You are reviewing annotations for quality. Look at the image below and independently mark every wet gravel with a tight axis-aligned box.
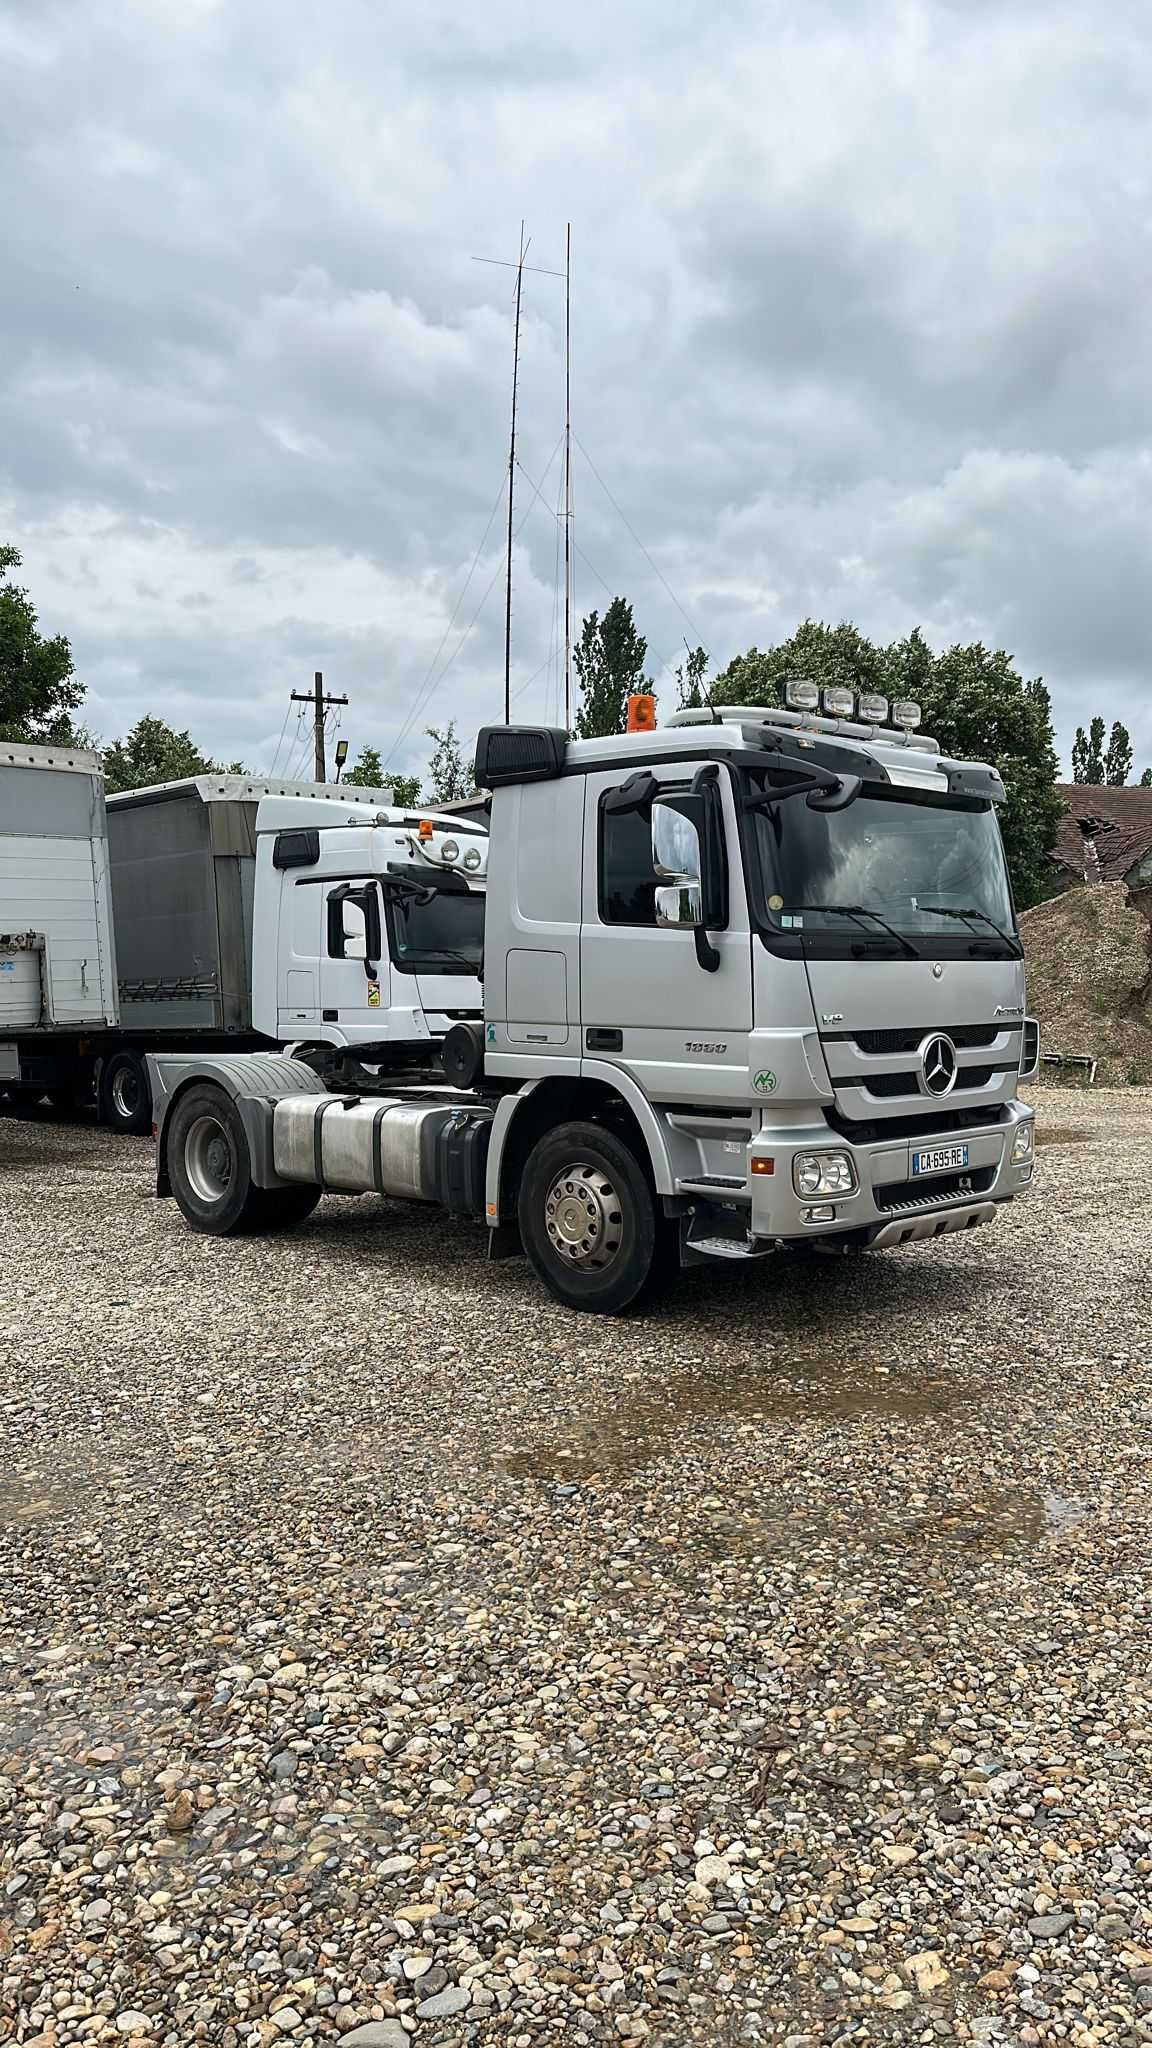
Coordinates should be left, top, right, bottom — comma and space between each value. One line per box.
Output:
2, 1089, 1151, 2048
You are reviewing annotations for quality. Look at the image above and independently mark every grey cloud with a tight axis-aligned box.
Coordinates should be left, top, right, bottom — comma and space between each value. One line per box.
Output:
1, 0, 1151, 780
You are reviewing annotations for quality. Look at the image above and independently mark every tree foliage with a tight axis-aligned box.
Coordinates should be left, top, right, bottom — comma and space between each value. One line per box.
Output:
1071, 717, 1106, 785
1104, 721, 1133, 787
710, 620, 1062, 908
342, 745, 385, 788
424, 721, 471, 803
1141, 767, 1152, 789
0, 543, 86, 744
101, 717, 220, 793
1071, 716, 1132, 786
389, 773, 422, 808
574, 598, 649, 739
674, 645, 710, 710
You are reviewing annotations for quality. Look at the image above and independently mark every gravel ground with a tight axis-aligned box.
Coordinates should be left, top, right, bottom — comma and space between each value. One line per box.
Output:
2, 1089, 1151, 2048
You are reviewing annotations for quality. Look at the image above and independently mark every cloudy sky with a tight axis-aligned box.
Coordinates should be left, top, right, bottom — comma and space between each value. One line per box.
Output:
3, 0, 1151, 785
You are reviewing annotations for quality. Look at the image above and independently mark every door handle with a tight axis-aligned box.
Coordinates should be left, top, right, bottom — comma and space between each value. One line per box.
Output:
586, 1027, 623, 1052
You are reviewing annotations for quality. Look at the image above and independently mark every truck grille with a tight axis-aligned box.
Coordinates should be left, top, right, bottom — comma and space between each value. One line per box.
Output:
845, 1023, 1001, 1055
875, 1166, 996, 1214
865, 1064, 997, 1098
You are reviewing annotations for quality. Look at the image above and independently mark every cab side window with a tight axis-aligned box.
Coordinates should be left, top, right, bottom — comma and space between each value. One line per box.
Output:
599, 800, 657, 926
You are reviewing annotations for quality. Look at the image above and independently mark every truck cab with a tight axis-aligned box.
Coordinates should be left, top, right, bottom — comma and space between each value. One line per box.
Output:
250, 797, 486, 1065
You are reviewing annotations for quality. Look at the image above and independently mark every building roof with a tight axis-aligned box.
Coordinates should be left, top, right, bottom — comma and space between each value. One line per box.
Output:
1052, 784, 1152, 884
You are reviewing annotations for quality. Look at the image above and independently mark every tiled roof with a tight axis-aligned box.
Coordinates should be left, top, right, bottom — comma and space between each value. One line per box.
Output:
1051, 784, 1152, 884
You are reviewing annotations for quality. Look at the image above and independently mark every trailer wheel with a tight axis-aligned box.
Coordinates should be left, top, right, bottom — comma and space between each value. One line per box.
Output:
99, 1050, 152, 1135
518, 1119, 669, 1315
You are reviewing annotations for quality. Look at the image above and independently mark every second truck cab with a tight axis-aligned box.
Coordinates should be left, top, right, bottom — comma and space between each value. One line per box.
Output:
251, 797, 487, 1069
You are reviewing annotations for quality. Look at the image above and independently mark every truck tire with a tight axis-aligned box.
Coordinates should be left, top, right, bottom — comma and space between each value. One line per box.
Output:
167, 1086, 320, 1236
99, 1050, 152, 1135
518, 1119, 669, 1315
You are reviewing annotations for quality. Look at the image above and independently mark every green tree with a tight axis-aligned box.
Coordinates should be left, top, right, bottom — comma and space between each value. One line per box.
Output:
1141, 767, 1152, 788
1105, 721, 1133, 786
1072, 716, 1107, 784
911, 644, 1062, 911
709, 620, 1061, 909
424, 721, 471, 803
101, 716, 218, 793
675, 645, 710, 710
389, 773, 422, 807
710, 620, 892, 711
342, 745, 385, 787
573, 597, 649, 739
0, 543, 87, 744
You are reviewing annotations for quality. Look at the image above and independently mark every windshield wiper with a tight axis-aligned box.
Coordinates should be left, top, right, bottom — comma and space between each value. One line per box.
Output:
917, 904, 1020, 952
412, 949, 480, 971
789, 904, 920, 959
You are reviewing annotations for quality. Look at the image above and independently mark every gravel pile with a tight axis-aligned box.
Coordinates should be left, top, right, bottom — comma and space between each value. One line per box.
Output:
2, 1095, 1151, 2048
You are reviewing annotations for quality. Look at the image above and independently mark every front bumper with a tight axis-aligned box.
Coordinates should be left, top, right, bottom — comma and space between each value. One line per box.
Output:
742, 1100, 1035, 1247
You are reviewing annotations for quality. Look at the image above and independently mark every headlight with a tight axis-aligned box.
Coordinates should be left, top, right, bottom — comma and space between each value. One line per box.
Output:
792, 1151, 857, 1197
440, 839, 460, 863
463, 845, 483, 871
1011, 1123, 1035, 1164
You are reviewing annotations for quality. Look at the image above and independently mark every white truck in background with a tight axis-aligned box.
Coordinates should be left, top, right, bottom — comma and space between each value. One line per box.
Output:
2, 762, 487, 1132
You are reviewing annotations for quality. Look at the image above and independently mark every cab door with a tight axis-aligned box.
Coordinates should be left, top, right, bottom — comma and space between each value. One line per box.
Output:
318, 880, 388, 1041
578, 764, 754, 1106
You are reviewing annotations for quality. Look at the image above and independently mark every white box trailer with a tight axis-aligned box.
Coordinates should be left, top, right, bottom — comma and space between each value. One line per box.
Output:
1, 745, 118, 1096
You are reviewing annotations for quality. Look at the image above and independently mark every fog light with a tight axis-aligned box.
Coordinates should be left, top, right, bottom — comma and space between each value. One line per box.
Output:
803, 1204, 836, 1223
857, 692, 888, 725
1011, 1123, 1035, 1164
793, 1150, 857, 1197
822, 686, 856, 719
785, 679, 820, 712
440, 838, 460, 863
463, 845, 483, 871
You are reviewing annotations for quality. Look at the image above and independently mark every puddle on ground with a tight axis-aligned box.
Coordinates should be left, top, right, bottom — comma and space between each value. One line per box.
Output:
495, 1352, 974, 1484
1035, 1126, 1094, 1148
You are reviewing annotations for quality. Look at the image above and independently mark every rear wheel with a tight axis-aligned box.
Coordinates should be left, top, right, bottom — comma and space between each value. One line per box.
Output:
167, 1087, 320, 1236
518, 1120, 670, 1315
99, 1050, 152, 1135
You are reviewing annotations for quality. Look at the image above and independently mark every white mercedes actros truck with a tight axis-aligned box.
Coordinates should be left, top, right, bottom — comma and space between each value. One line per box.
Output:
3, 767, 486, 1131
149, 687, 1038, 1312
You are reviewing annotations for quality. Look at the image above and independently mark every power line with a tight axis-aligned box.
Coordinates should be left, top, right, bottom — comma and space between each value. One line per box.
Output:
267, 698, 294, 776
382, 472, 508, 772
574, 431, 702, 643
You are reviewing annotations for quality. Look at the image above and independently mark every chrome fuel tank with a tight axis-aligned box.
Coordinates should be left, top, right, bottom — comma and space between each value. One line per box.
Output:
272, 1094, 445, 1199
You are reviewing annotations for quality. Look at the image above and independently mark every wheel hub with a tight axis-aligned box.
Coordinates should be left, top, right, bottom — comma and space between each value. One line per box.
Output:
185, 1115, 233, 1203
544, 1162, 624, 1270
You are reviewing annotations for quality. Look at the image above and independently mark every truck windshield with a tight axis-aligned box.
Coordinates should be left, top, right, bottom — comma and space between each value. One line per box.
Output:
387, 886, 484, 975
748, 782, 1018, 948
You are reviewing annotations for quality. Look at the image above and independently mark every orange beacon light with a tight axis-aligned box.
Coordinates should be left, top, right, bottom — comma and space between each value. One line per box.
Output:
626, 693, 657, 733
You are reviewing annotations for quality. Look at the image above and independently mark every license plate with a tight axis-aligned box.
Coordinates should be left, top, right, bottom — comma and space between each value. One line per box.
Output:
912, 1144, 969, 1177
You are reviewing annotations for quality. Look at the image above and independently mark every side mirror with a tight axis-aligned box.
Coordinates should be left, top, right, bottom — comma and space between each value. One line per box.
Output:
652, 797, 714, 960
652, 798, 704, 885
655, 879, 704, 929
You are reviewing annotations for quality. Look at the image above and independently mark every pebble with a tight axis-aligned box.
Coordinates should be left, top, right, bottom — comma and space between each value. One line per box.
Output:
3, 1095, 1152, 2048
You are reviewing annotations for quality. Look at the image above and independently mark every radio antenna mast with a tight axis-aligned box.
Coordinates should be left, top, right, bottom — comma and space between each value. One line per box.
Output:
503, 223, 526, 725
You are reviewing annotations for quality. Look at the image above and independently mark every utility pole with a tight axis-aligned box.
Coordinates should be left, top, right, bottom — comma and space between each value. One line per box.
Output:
291, 671, 348, 783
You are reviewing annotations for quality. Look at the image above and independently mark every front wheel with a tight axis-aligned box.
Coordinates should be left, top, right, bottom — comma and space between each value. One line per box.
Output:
517, 1120, 669, 1315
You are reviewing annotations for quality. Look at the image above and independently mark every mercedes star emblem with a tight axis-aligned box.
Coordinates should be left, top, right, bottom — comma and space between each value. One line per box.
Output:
920, 1033, 958, 1096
